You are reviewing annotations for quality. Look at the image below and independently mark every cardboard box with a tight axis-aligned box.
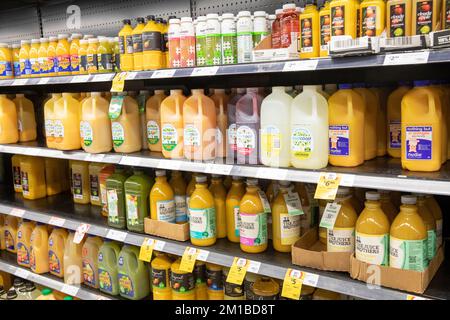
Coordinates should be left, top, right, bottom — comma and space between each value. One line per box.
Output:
350, 246, 444, 294
252, 35, 299, 62
291, 227, 352, 272
144, 218, 190, 242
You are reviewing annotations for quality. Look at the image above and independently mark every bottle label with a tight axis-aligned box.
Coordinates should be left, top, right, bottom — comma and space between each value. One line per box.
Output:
222, 32, 238, 65
125, 193, 139, 225
82, 260, 96, 286
283, 191, 304, 216
53, 120, 64, 140
436, 218, 443, 247
118, 272, 135, 298
5, 230, 15, 252
194, 263, 207, 286
45, 119, 54, 139
329, 125, 349, 156
21, 172, 29, 195
224, 276, 245, 298
49, 249, 61, 275
300, 17, 313, 53
405, 126, 432, 160
162, 124, 178, 151
355, 232, 389, 265
30, 58, 40, 75
143, 32, 162, 51
331, 5, 345, 36
446, 0, 450, 29
261, 125, 281, 158
206, 268, 223, 291
112, 122, 125, 147
80, 121, 93, 147
389, 3, 407, 37
156, 200, 176, 223
171, 271, 195, 293
240, 212, 267, 246
98, 53, 113, 72
20, 58, 31, 75
17, 241, 30, 265
168, 35, 181, 68
147, 120, 160, 145
253, 31, 268, 47
280, 213, 301, 245
389, 236, 427, 271
228, 123, 237, 151
320, 13, 331, 51
107, 189, 119, 223
70, 54, 80, 72
13, 165, 21, 190
327, 227, 355, 253
86, 53, 98, 73
205, 31, 222, 66
125, 35, 134, 54
415, 0, 434, 35
79, 55, 87, 73
362, 6, 378, 37
196, 34, 207, 66
132, 34, 143, 53
189, 207, 216, 240
180, 34, 196, 67
152, 268, 169, 290
72, 173, 83, 199
427, 229, 437, 261
389, 120, 401, 149
46, 56, 58, 74
99, 268, 113, 293
109, 96, 124, 120
184, 124, 201, 147
237, 33, 253, 63
57, 54, 71, 73
0, 61, 13, 77
234, 206, 241, 237
38, 57, 48, 74
13, 61, 20, 77
291, 126, 313, 160
89, 174, 100, 202
119, 37, 125, 54
175, 195, 188, 223
236, 125, 256, 156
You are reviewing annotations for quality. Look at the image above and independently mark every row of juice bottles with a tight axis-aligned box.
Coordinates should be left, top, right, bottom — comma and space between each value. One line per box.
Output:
0, 277, 73, 300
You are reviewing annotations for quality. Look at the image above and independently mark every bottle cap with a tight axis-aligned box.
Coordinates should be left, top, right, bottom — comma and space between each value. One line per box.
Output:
13, 278, 25, 287
366, 191, 380, 201
181, 17, 192, 23
413, 80, 430, 87
71, 33, 83, 39
41, 288, 53, 296
401, 195, 417, 205
57, 34, 69, 39
282, 3, 297, 10
39, 37, 49, 42
206, 13, 219, 19
12, 43, 20, 48
156, 18, 163, 23
246, 178, 258, 186
254, 11, 267, 17
123, 19, 131, 24
136, 17, 145, 24
238, 11, 251, 17
146, 15, 155, 21
83, 34, 95, 39
196, 175, 207, 183
222, 13, 234, 19
20, 40, 30, 45
275, 9, 283, 15
169, 18, 180, 24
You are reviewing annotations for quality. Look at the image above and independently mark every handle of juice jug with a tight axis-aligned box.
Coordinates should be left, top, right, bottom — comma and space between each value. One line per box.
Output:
427, 92, 437, 116
251, 93, 259, 117
129, 249, 139, 270
311, 96, 318, 118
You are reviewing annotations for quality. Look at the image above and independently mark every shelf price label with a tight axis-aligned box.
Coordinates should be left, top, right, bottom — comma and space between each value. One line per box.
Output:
61, 284, 80, 297
12, 78, 28, 86
48, 217, 66, 227
281, 269, 305, 300
191, 66, 219, 77
179, 247, 199, 273
73, 223, 90, 244
38, 77, 50, 85
226, 258, 250, 285
14, 268, 29, 279
71, 75, 90, 83
383, 51, 429, 66
106, 229, 127, 242
283, 59, 319, 72
314, 172, 342, 200
151, 69, 176, 78
139, 238, 156, 262
111, 72, 128, 92
9, 208, 25, 218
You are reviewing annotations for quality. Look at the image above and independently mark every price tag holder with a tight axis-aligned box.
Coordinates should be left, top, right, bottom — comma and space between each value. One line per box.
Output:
139, 238, 156, 262
61, 284, 80, 297
247, 260, 261, 274
111, 72, 128, 92
71, 75, 90, 83
303, 273, 320, 287
158, 160, 181, 171
106, 229, 127, 242
93, 73, 114, 82
9, 208, 25, 218
197, 250, 210, 262
14, 268, 29, 279
256, 167, 288, 180
48, 217, 66, 227
179, 247, 199, 273
73, 223, 90, 244
85, 154, 106, 162
319, 203, 341, 229
226, 258, 249, 285
283, 59, 319, 72
191, 66, 219, 77
281, 269, 305, 300
151, 69, 176, 78
126, 72, 138, 80
204, 163, 233, 175
383, 51, 429, 66
120, 156, 141, 166
38, 77, 50, 85
314, 172, 342, 200
12, 78, 29, 86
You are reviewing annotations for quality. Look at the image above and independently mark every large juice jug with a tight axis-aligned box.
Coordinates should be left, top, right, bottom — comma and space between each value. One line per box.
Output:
386, 0, 412, 37
53, 93, 81, 150
19, 40, 31, 77
29, 39, 41, 77
98, 240, 121, 296
430, 82, 448, 164
151, 253, 172, 300
0, 94, 19, 144
81, 92, 112, 153
390, 195, 428, 271
30, 223, 49, 274
328, 84, 365, 167
169, 171, 188, 224
412, 0, 440, 35
146, 90, 166, 152
12, 154, 22, 193
118, 245, 150, 300
13, 94, 37, 142
56, 34, 71, 75
170, 258, 196, 300
150, 170, 176, 223
225, 176, 246, 243
208, 175, 227, 239
291, 85, 329, 169
160, 90, 186, 159
46, 37, 58, 76
378, 190, 398, 223
319, 1, 332, 57
70, 33, 82, 74
82, 236, 103, 289
44, 93, 61, 149
353, 84, 378, 160
355, 192, 390, 265
107, 168, 129, 229
183, 89, 216, 161
210, 89, 229, 158
132, 17, 145, 71
370, 87, 388, 157
45, 158, 64, 196
416, 194, 437, 261
88, 162, 104, 206
360, 0, 386, 37
227, 88, 246, 161
223, 267, 245, 300
48, 227, 68, 278
239, 179, 268, 253
387, 84, 410, 158
71, 161, 90, 204
4, 216, 18, 253
401, 81, 442, 172
17, 220, 34, 268
194, 260, 208, 300
63, 232, 85, 285
118, 19, 134, 71
330, 0, 359, 38
299, 1, 320, 58
125, 170, 153, 233
236, 88, 263, 165
100, 165, 115, 216
425, 195, 442, 248
20, 156, 46, 200
142, 15, 163, 70
206, 263, 224, 300
38, 38, 49, 75
260, 87, 292, 168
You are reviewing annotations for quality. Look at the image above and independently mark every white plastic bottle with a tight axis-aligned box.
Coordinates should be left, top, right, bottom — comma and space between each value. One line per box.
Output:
236, 11, 253, 63
195, 16, 207, 66
168, 18, 181, 68
290, 85, 329, 169
253, 11, 268, 47
205, 14, 222, 66
221, 13, 237, 65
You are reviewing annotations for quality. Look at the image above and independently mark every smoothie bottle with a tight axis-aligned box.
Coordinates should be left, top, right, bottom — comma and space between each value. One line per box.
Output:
48, 227, 68, 278
146, 90, 167, 152
82, 236, 103, 289
226, 88, 246, 162
387, 84, 410, 158
98, 240, 121, 296
169, 170, 188, 224
78, 39, 88, 74
168, 18, 181, 68
170, 258, 195, 300
150, 170, 176, 223
160, 90, 187, 159
180, 17, 196, 67
205, 14, 222, 66
118, 245, 150, 300
107, 168, 130, 229
30, 223, 49, 274
210, 89, 228, 158
221, 14, 237, 65
125, 170, 153, 233
209, 175, 227, 239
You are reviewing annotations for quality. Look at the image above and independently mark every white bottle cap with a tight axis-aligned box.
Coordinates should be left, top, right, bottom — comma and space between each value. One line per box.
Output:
275, 9, 283, 15
21, 40, 30, 45
169, 18, 180, 24
336, 187, 351, 196
196, 175, 208, 183
11, 43, 20, 49
207, 13, 219, 19
254, 11, 267, 17
197, 16, 207, 22
57, 34, 69, 40
238, 11, 251, 17
269, 14, 277, 20
155, 170, 166, 177
222, 13, 234, 19
246, 178, 258, 186
181, 17, 192, 23
283, 3, 296, 10
366, 192, 380, 201
31, 39, 41, 44
71, 33, 83, 39
401, 195, 417, 205
40, 38, 49, 43
49, 36, 58, 42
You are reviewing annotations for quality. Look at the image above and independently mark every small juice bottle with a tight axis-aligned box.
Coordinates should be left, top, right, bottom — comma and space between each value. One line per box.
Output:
170, 258, 196, 300
107, 168, 130, 229
82, 236, 103, 289
37, 38, 49, 76
225, 176, 246, 243
151, 253, 172, 300
206, 263, 224, 300
280, 3, 300, 48
156, 18, 167, 68
43, 93, 61, 149
45, 158, 64, 196
97, 36, 113, 73
329, 0, 359, 38
355, 192, 390, 265
111, 93, 142, 153
194, 260, 208, 299
150, 170, 176, 223
161, 90, 187, 159
180, 17, 196, 67
378, 190, 398, 223
46, 36, 58, 76
125, 170, 153, 233
53, 93, 81, 151
169, 171, 188, 224
9, 43, 20, 78
20, 156, 46, 200
360, 0, 386, 37
210, 89, 228, 158
209, 175, 227, 239
319, 1, 332, 57
70, 33, 82, 74
13, 94, 37, 142
4, 215, 19, 253
118, 19, 134, 72
19, 40, 31, 78
48, 227, 68, 278
100, 165, 115, 217
300, 0, 320, 59
86, 38, 99, 74
412, 0, 440, 35
78, 39, 89, 75
142, 15, 163, 70
387, 84, 410, 158
56, 34, 71, 75
0, 94, 19, 144
12, 154, 23, 193
98, 240, 121, 296
416, 194, 437, 261
189, 175, 217, 246
146, 90, 167, 152
386, 0, 412, 37
63, 232, 85, 285
17, 220, 34, 268
30, 223, 49, 274
132, 17, 145, 71
71, 161, 91, 204
186, 173, 198, 207
88, 162, 105, 206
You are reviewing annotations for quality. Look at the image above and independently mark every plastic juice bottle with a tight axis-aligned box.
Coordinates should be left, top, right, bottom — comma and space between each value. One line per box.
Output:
30, 223, 49, 274
170, 258, 196, 300
168, 18, 181, 68
251, 277, 279, 300
28, 39, 40, 78
48, 228, 68, 278
195, 16, 207, 66
142, 15, 163, 70
11, 44, 21, 78
290, 85, 329, 169
236, 11, 253, 63
81, 236, 103, 289
299, 1, 320, 58
19, 40, 31, 78
180, 17, 196, 67
280, 3, 300, 48
160, 90, 186, 159
12, 155, 23, 193
210, 89, 228, 159
131, 17, 145, 71
98, 240, 121, 296
390, 195, 428, 271
20, 156, 46, 200
100, 165, 115, 217
46, 37, 58, 76
86, 38, 99, 74
151, 253, 172, 300
186, 174, 199, 207
78, 39, 88, 74
378, 190, 398, 223
4, 216, 18, 253
69, 33, 82, 74
0, 94, 19, 144
45, 158, 63, 196
13, 94, 37, 142
319, 1, 332, 57
183, 89, 217, 161
38, 38, 49, 76
412, 0, 440, 35
146, 90, 166, 152
194, 260, 208, 300
226, 88, 245, 161
63, 232, 85, 285
189, 175, 217, 246
239, 178, 268, 253
205, 263, 224, 300
17, 220, 34, 268
150, 170, 176, 223
205, 14, 222, 66
222, 267, 245, 300
155, 18, 167, 67
328, 84, 365, 167
118, 19, 134, 72
43, 93, 61, 149
169, 171, 188, 224
387, 84, 410, 158
386, 0, 412, 37
355, 192, 390, 265
416, 194, 437, 261
88, 162, 104, 206
112, 37, 121, 71
125, 170, 153, 233
360, 0, 386, 37
107, 168, 129, 229
208, 175, 227, 239
97, 37, 113, 73
117, 245, 150, 300
271, 9, 283, 49
53, 93, 81, 150
253, 11, 269, 47
401, 81, 442, 172
71, 161, 90, 204
369, 87, 387, 157
236, 88, 263, 165
56, 34, 71, 75
430, 82, 448, 164
330, 0, 359, 38
244, 273, 260, 300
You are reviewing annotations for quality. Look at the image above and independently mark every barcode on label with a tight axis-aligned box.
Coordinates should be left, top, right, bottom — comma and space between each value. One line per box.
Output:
383, 37, 415, 46
331, 37, 369, 51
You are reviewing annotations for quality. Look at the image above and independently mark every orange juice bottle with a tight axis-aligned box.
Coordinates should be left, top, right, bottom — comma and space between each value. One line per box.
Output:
38, 38, 49, 76
161, 90, 187, 159
86, 38, 99, 74
355, 192, 390, 265
70, 34, 82, 74
387, 0, 412, 37
186, 173, 198, 207
82, 236, 103, 289
28, 39, 40, 77
12, 43, 21, 78
210, 89, 228, 158
71, 161, 91, 204
78, 39, 89, 75
209, 175, 227, 239
226, 176, 246, 243
4, 215, 19, 253
0, 94, 19, 144
146, 90, 167, 152
44, 93, 61, 149
300, 1, 320, 59
401, 81, 442, 172
183, 89, 217, 161
56, 34, 71, 75
12, 154, 23, 193
132, 17, 145, 71
20, 156, 46, 200
150, 170, 176, 223
206, 263, 224, 300
53, 93, 81, 151
17, 220, 34, 268
151, 253, 172, 300
13, 94, 37, 142
239, 178, 268, 253
412, 0, 440, 35
142, 15, 163, 70
46, 36, 58, 76
387, 83, 410, 158
19, 40, 31, 78
0, 43, 13, 80
360, 0, 386, 37
64, 232, 85, 285
319, 1, 332, 57
48, 227, 68, 278
45, 158, 64, 196
170, 258, 196, 300
30, 223, 49, 274
416, 194, 437, 261
430, 82, 448, 164
378, 190, 398, 223
189, 175, 217, 247
169, 170, 188, 224
330, 0, 360, 38
425, 195, 442, 249
118, 19, 134, 71
328, 84, 365, 167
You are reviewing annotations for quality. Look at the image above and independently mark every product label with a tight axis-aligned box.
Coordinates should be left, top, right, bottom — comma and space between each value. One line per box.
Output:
415, 1, 434, 35
0, 61, 13, 77
224, 276, 245, 298
168, 33, 181, 68
283, 191, 304, 216
132, 34, 143, 53
80, 55, 88, 73
331, 6, 345, 36
240, 212, 267, 246
80, 121, 93, 146
196, 33, 207, 66
125, 35, 134, 54
57, 54, 71, 73
389, 120, 401, 149
17, 242, 30, 265
86, 53, 98, 73
184, 124, 201, 147
406, 126, 432, 160
389, 3, 407, 37
362, 6, 378, 37
30, 58, 40, 75
162, 124, 178, 151
327, 227, 355, 253
98, 54, 113, 72
109, 96, 124, 120
82, 260, 96, 286
280, 15, 299, 49
320, 13, 331, 51
90, 174, 100, 202
205, 31, 222, 66
48, 56, 59, 74
355, 232, 389, 265
389, 236, 428, 271
13, 165, 21, 190
99, 268, 113, 293
156, 200, 176, 223
143, 32, 162, 51
189, 207, 216, 240
171, 271, 195, 293
147, 120, 160, 145
175, 195, 188, 223
300, 17, 313, 53
194, 263, 207, 286
234, 206, 241, 237
261, 125, 281, 158
446, 0, 450, 29
20, 58, 31, 76
53, 120, 64, 140
280, 213, 301, 245
126, 193, 139, 225
72, 173, 83, 199
291, 126, 313, 159
21, 172, 29, 195
107, 189, 119, 223
45, 119, 54, 139
119, 37, 125, 54
152, 268, 169, 289
70, 53, 79, 72
237, 33, 253, 63
5, 230, 15, 251
112, 122, 125, 147
38, 57, 47, 74
427, 229, 437, 261
329, 125, 349, 156
228, 123, 237, 151
13, 60, 20, 77
49, 250, 61, 274
236, 125, 256, 156
206, 268, 223, 291
222, 31, 238, 65
118, 272, 135, 298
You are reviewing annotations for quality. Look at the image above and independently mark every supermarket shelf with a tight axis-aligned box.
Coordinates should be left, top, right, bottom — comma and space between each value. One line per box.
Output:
0, 251, 115, 300
0, 191, 445, 300
1, 143, 450, 196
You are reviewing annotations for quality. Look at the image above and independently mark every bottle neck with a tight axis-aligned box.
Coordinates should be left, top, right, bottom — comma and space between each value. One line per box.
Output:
364, 200, 381, 209
156, 176, 167, 183
400, 204, 418, 214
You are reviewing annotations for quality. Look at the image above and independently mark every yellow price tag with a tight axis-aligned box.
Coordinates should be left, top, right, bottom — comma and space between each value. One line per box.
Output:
226, 258, 249, 285
314, 172, 342, 200
111, 72, 127, 92
281, 268, 305, 300
179, 247, 199, 273
139, 238, 155, 262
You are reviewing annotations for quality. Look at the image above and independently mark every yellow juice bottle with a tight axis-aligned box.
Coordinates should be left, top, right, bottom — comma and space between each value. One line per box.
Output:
48, 227, 68, 278
13, 94, 37, 142
132, 17, 145, 71
209, 175, 227, 239
186, 173, 198, 207
425, 195, 442, 248
146, 90, 167, 152
239, 178, 268, 253
86, 38, 99, 74
56, 34, 71, 76
12, 154, 23, 193
20, 156, 47, 200
151, 253, 172, 300
390, 195, 428, 271
43, 93, 61, 149
387, 84, 410, 158
0, 43, 13, 80
386, 0, 412, 37
429, 82, 448, 164
222, 267, 245, 300
46, 36, 58, 76
142, 15, 163, 70
71, 161, 91, 204
17, 219, 34, 268
82, 236, 103, 289
378, 190, 398, 223
70, 33, 82, 75
319, 0, 332, 57
97, 36, 113, 73
53, 93, 81, 150
251, 277, 280, 300
89, 162, 105, 206
266, 181, 279, 206
12, 43, 21, 78
4, 215, 19, 253
150, 170, 176, 223
355, 192, 390, 265
45, 158, 64, 196
78, 39, 89, 75
206, 263, 224, 300
118, 19, 134, 71
38, 38, 49, 76
162, 19, 169, 68
330, 0, 360, 38
169, 170, 188, 224
194, 260, 208, 300
360, 0, 386, 37
30, 223, 49, 274
189, 175, 217, 246
170, 258, 196, 300
412, 0, 440, 35
19, 40, 31, 78
0, 94, 19, 144
225, 177, 246, 243
300, 1, 320, 59
416, 194, 437, 261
